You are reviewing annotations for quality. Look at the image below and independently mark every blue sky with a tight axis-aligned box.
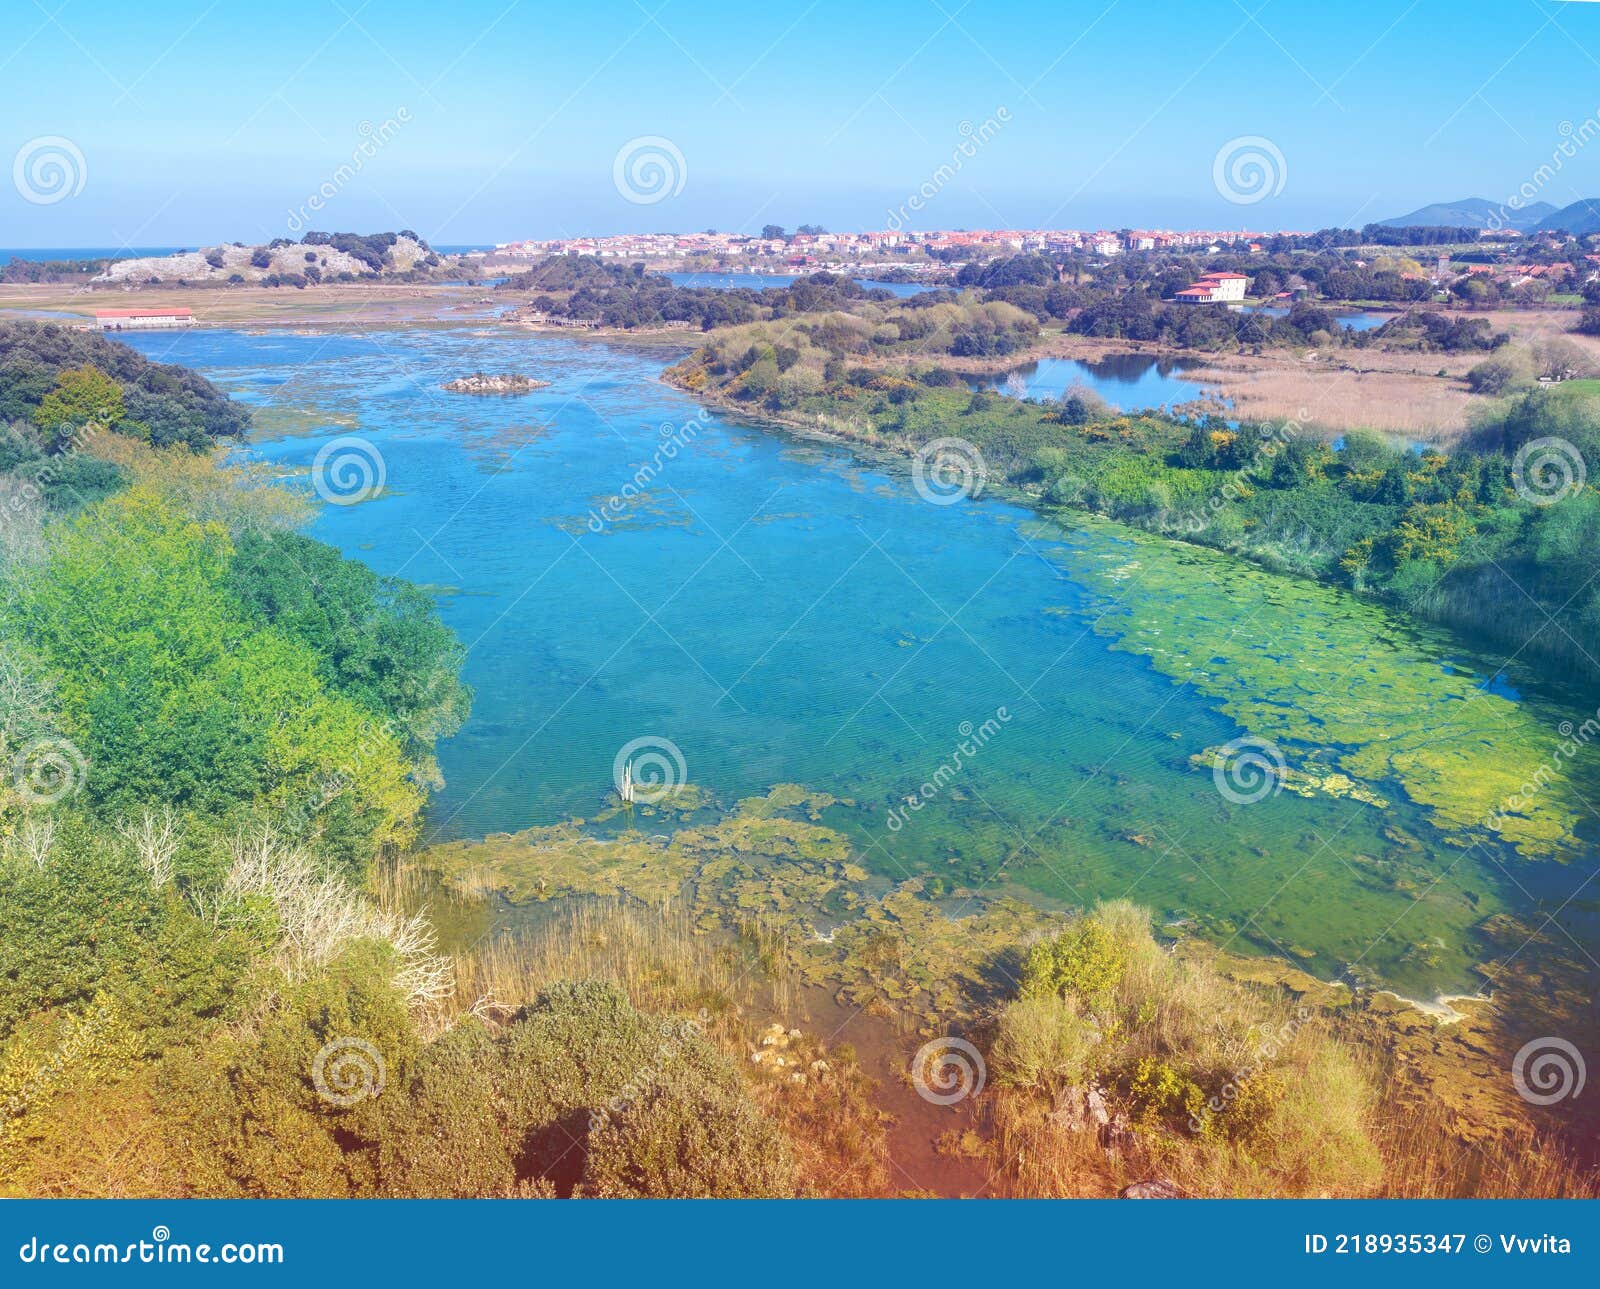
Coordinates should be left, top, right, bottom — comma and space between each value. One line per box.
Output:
4, 0, 1600, 246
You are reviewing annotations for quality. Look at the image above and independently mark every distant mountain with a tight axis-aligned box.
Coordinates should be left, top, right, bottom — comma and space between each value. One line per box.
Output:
1376, 197, 1554, 232
1535, 198, 1600, 235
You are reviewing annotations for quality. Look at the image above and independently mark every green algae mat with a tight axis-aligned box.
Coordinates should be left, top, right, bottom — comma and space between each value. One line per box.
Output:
1045, 516, 1595, 862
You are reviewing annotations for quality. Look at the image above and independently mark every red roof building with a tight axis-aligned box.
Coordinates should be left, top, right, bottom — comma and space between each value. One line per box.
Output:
93, 308, 195, 330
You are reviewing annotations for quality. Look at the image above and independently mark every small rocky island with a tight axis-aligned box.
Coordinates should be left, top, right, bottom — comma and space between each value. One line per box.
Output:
442, 372, 549, 395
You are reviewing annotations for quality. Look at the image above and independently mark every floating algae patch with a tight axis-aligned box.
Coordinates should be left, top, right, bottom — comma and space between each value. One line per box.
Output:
423, 785, 1059, 1029
1051, 518, 1593, 860
1189, 746, 1389, 809
428, 790, 1597, 1121
424, 821, 699, 905
675, 791, 1058, 1025
246, 404, 361, 439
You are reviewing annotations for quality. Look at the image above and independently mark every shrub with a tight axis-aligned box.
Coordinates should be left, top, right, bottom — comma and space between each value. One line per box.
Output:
991, 994, 1100, 1094
497, 981, 798, 1197
1467, 355, 1522, 395
989, 902, 1382, 1197
1020, 918, 1127, 1010
1124, 1056, 1207, 1133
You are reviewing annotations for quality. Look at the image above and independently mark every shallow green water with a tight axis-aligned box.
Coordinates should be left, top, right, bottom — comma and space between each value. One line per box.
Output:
121, 326, 1600, 998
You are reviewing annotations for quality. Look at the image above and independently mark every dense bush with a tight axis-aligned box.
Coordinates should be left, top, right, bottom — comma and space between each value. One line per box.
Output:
499, 257, 897, 331
990, 903, 1381, 1196
0, 322, 249, 447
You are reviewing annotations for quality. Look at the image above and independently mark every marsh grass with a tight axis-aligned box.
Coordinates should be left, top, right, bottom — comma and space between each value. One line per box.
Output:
380, 863, 1594, 1199
431, 896, 894, 1195
1183, 361, 1477, 439
442, 899, 772, 1025
1370, 1099, 1598, 1199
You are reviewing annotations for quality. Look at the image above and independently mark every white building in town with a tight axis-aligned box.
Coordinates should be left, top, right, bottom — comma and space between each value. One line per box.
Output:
93, 308, 195, 330
1172, 271, 1248, 303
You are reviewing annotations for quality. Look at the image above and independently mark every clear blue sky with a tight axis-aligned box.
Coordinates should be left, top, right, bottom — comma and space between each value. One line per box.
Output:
5, 0, 1600, 246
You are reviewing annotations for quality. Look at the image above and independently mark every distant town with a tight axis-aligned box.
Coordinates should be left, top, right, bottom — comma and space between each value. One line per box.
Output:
482, 225, 1308, 274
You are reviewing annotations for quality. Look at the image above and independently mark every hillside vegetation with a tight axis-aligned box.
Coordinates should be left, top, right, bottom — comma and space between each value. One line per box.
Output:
669, 326, 1600, 680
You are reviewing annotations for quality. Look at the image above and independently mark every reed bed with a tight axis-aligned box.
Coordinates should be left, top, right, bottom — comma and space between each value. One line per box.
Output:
443, 899, 794, 1036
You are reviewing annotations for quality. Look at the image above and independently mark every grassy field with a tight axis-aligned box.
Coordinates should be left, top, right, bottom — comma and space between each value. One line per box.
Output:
0, 281, 505, 328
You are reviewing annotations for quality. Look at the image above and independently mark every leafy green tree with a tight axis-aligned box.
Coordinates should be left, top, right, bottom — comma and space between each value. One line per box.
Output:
1466, 354, 1523, 395
17, 487, 425, 864
32, 366, 125, 452
1, 321, 249, 445
224, 532, 470, 752
1373, 461, 1413, 506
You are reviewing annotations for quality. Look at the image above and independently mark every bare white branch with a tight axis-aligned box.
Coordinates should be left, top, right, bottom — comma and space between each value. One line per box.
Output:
212, 828, 452, 1010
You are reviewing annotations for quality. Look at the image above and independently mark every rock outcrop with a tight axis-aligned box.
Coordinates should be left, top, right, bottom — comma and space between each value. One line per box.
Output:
442, 372, 549, 395
1121, 1178, 1182, 1199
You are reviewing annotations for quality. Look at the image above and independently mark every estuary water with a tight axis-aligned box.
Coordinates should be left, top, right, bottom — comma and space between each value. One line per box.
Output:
119, 326, 1600, 999
968, 353, 1217, 410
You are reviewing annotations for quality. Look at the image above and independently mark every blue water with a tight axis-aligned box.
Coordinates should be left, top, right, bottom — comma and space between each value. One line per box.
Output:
970, 353, 1216, 411
1239, 304, 1392, 332
663, 271, 934, 297
105, 325, 1594, 995
0, 247, 187, 261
